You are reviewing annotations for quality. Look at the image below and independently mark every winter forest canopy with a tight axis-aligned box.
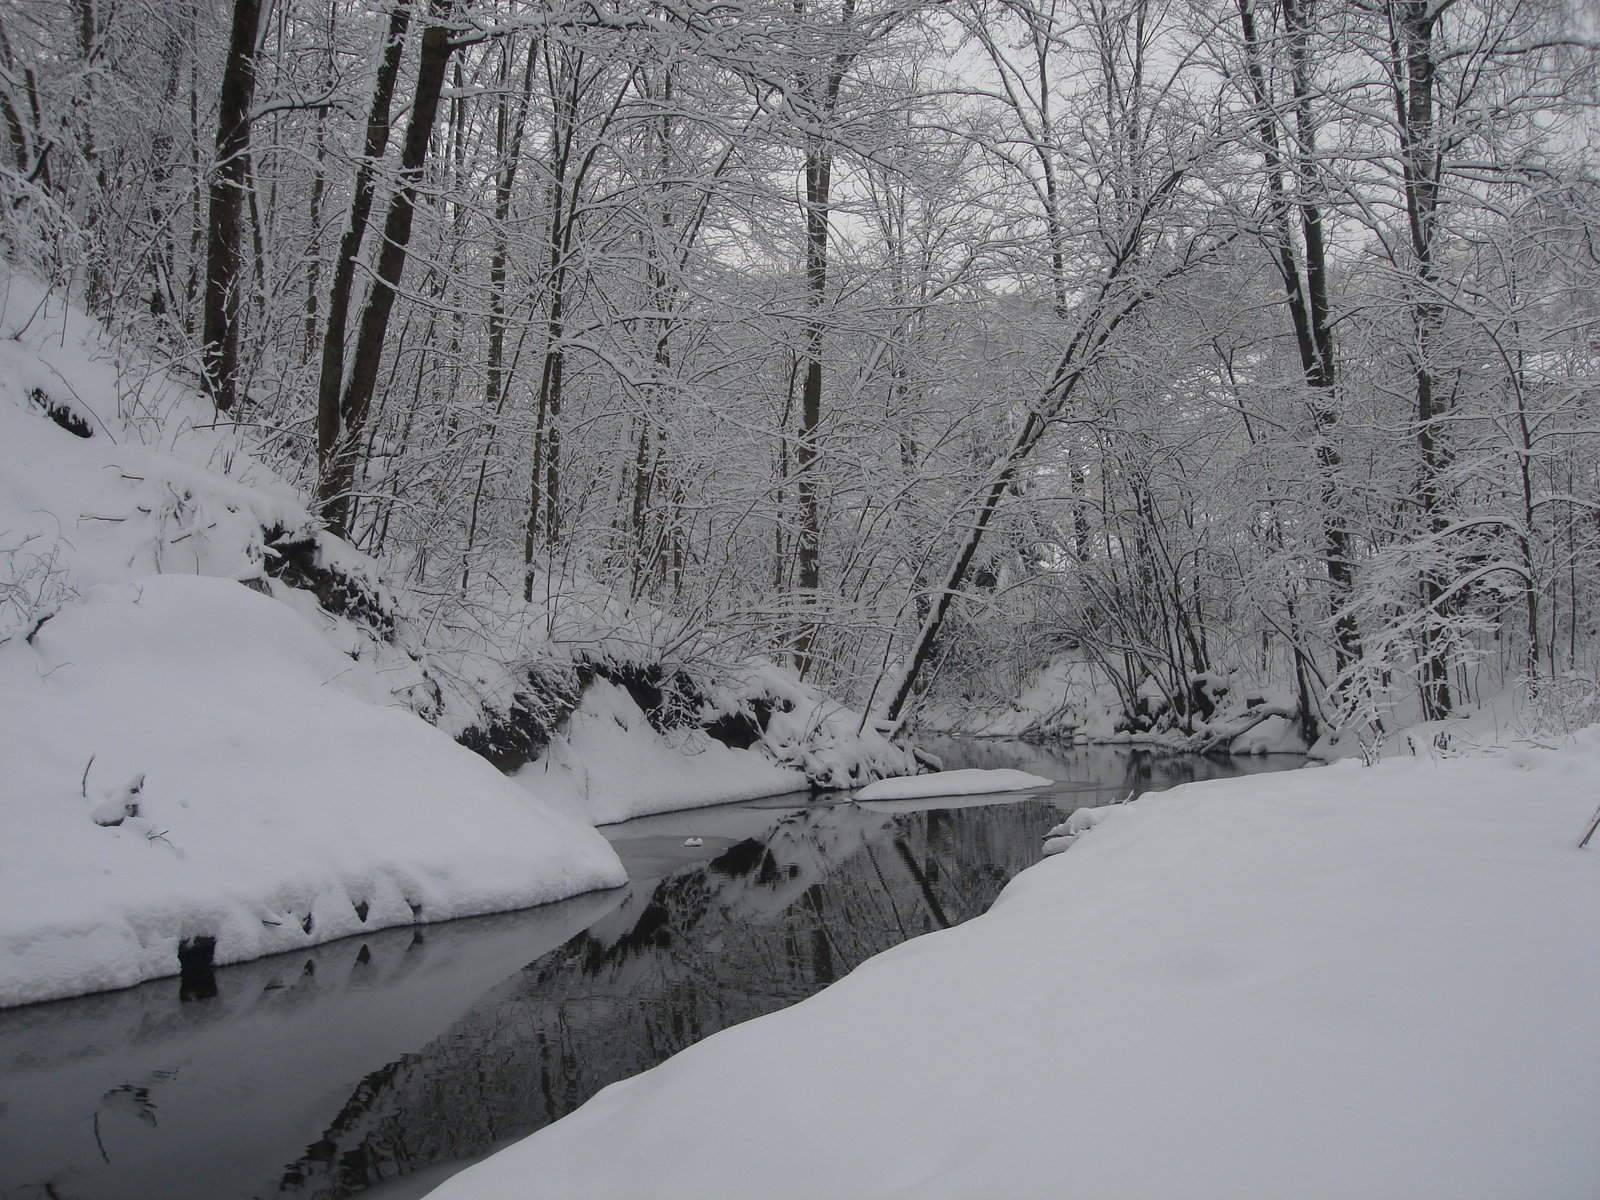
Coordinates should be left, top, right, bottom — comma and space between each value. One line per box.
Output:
5, 0, 1599, 741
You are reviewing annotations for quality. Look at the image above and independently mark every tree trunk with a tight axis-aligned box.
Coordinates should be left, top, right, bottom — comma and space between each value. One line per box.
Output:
314, 0, 412, 526
1236, 0, 1361, 715
200, 0, 263, 413
793, 139, 830, 672
464, 39, 537, 594
1392, 0, 1453, 719
319, 2, 454, 539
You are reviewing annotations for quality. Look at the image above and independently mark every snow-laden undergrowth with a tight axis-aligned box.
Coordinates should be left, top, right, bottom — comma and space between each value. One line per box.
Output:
434, 731, 1600, 1200
921, 654, 1310, 755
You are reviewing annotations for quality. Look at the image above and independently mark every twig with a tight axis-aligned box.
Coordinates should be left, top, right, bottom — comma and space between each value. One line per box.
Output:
81, 753, 95, 798
1579, 802, 1600, 850
24, 609, 55, 644
92, 1111, 109, 1165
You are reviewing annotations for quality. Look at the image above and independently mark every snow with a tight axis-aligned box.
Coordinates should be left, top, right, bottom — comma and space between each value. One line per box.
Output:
434, 732, 1600, 1200
516, 680, 808, 825
0, 576, 625, 1008
0, 267, 626, 1008
720, 659, 920, 788
0, 262, 918, 1008
921, 655, 1309, 756
854, 767, 1051, 802
918, 656, 1115, 738
1040, 802, 1115, 853
1229, 712, 1307, 755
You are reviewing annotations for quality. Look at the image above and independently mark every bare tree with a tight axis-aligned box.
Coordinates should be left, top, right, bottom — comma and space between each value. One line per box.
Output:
199, 0, 263, 412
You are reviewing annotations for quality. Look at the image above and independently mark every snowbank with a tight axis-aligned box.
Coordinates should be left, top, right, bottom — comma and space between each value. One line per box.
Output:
435, 735, 1600, 1200
918, 656, 1116, 738
517, 680, 808, 825
714, 660, 921, 789
0, 576, 624, 1008
0, 268, 627, 1008
853, 768, 1050, 802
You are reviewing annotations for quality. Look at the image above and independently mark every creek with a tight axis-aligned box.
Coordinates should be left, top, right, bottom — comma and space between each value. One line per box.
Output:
0, 739, 1302, 1200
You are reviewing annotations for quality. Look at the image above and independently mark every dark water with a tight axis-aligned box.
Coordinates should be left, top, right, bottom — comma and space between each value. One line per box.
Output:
0, 739, 1302, 1200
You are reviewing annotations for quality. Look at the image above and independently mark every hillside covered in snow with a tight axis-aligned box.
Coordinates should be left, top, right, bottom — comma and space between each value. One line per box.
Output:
0, 266, 915, 1008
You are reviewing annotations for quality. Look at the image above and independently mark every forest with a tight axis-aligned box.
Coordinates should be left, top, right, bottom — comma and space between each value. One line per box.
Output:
4, 0, 1598, 742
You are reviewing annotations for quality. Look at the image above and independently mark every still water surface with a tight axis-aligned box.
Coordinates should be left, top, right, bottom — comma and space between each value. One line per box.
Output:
0, 739, 1302, 1200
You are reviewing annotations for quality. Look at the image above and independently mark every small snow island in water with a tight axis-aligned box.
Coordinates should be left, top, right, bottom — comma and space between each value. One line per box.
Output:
854, 768, 1052, 802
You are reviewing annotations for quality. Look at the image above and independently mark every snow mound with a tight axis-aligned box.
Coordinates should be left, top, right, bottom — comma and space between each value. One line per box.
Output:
714, 660, 920, 789
1229, 713, 1308, 755
1041, 804, 1114, 854
0, 576, 624, 1008
434, 735, 1600, 1200
854, 768, 1051, 802
517, 680, 807, 825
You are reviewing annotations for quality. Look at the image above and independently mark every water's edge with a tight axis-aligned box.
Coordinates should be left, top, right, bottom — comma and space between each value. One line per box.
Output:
0, 740, 1302, 1200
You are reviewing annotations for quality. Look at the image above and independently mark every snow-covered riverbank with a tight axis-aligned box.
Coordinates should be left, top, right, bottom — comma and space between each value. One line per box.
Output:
0, 265, 912, 1008
434, 733, 1600, 1200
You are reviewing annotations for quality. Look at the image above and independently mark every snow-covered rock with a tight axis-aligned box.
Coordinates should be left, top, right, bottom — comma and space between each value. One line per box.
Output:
1040, 803, 1113, 854
87, 772, 145, 827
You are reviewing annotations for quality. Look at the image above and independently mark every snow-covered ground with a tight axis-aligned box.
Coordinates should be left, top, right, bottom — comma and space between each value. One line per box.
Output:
0, 271, 621, 1007
434, 732, 1600, 1200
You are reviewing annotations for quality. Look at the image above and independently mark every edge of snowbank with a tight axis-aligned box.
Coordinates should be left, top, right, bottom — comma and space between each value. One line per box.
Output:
0, 576, 626, 1009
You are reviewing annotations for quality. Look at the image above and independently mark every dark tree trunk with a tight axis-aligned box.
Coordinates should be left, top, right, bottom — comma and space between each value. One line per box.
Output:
200, 0, 263, 413
793, 140, 830, 672
319, 2, 454, 538
1392, 0, 1453, 719
1236, 0, 1361, 718
789, 0, 857, 674
877, 171, 1190, 725
463, 38, 537, 594
314, 0, 412, 524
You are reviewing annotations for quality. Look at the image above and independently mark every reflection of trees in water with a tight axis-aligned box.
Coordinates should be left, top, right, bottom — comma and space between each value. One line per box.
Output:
275, 798, 1060, 1199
